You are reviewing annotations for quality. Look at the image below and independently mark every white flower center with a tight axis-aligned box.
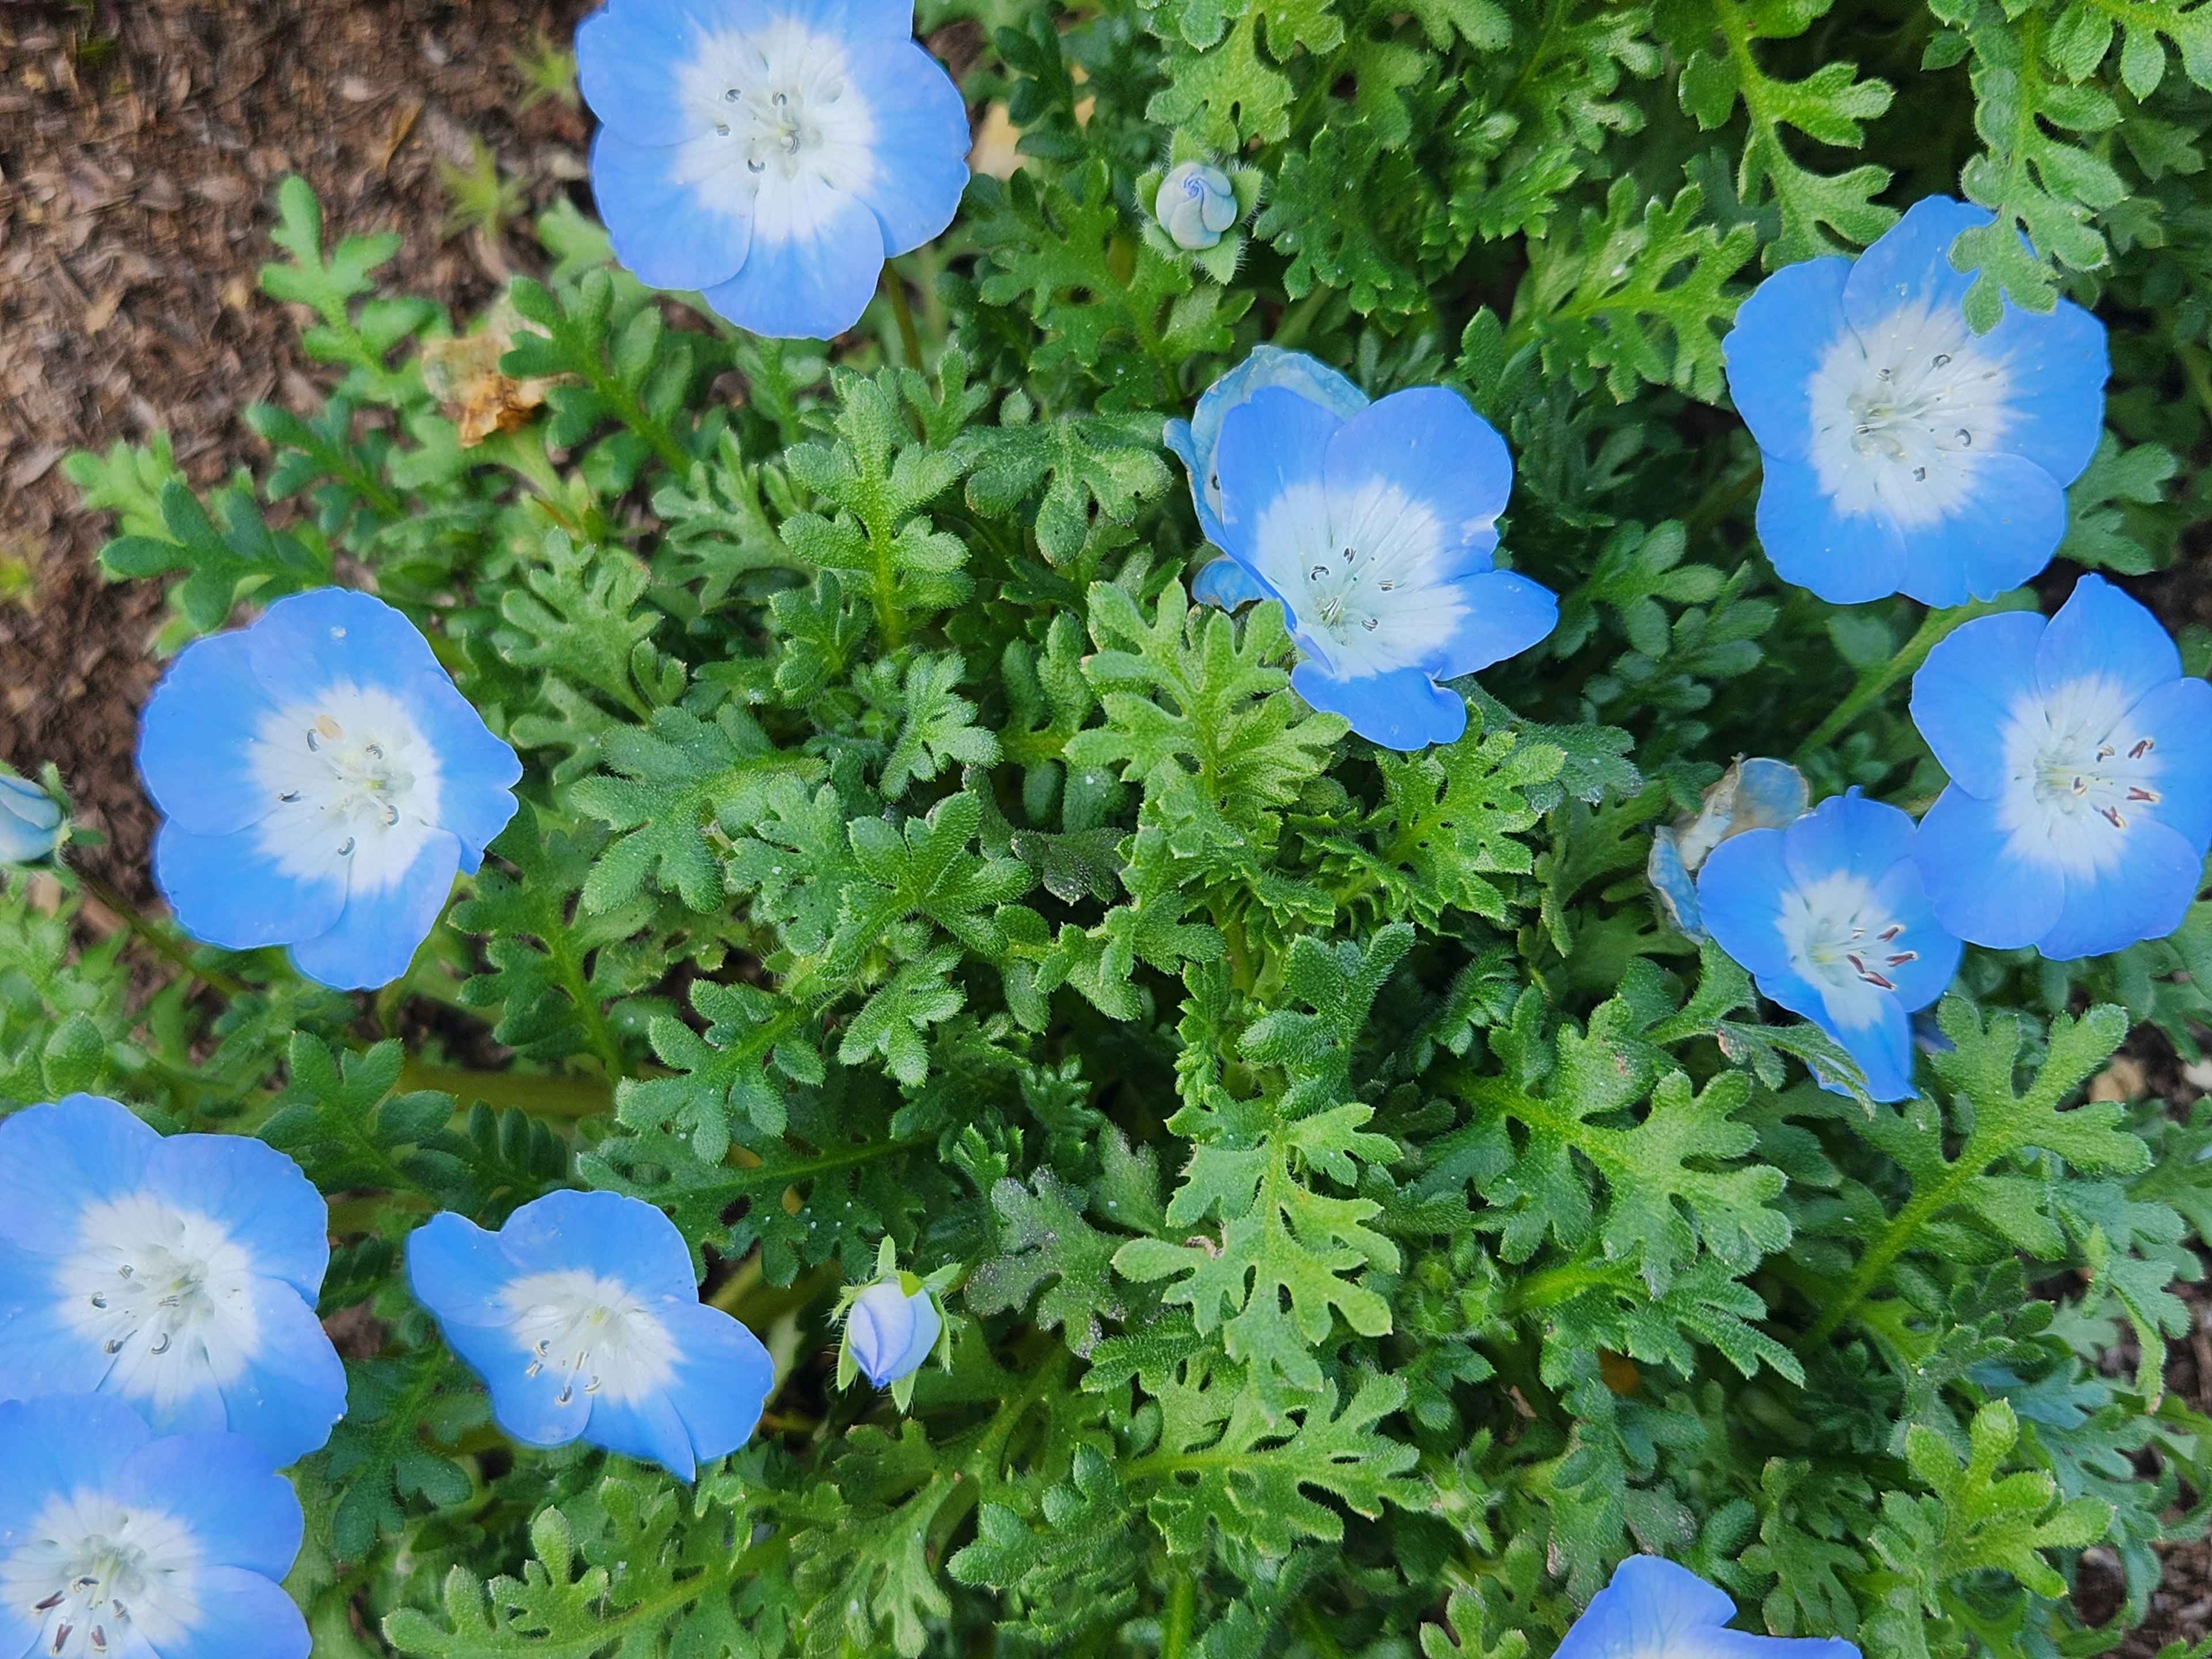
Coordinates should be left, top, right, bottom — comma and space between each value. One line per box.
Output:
1805, 299, 2012, 528
501, 1270, 679, 1409
1775, 871, 1919, 1032
1995, 675, 2164, 876
1, 1490, 203, 1658
1246, 478, 1471, 677
676, 21, 877, 245
249, 682, 444, 892
58, 1195, 262, 1410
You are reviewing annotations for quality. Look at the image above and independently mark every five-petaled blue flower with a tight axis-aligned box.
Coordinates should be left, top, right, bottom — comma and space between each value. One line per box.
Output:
1724, 195, 2107, 607
1203, 382, 1556, 750
1911, 575, 2212, 960
0, 1392, 308, 1659
577, 0, 971, 341
1558, 1556, 1858, 1659
408, 1190, 774, 1480
0, 1094, 346, 1468
138, 588, 522, 992
1697, 791, 1962, 1101
844, 1274, 941, 1387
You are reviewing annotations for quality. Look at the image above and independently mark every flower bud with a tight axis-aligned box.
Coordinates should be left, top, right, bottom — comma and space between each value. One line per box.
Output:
1154, 161, 1238, 251
845, 1275, 942, 1387
0, 773, 63, 865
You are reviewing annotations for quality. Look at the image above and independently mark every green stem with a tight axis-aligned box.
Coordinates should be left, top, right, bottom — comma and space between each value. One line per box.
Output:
1791, 596, 2025, 763
1161, 1570, 1196, 1659
881, 261, 925, 372
399, 1059, 615, 1119
69, 860, 250, 997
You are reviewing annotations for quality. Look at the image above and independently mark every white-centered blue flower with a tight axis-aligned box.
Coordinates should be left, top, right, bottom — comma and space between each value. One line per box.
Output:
1911, 575, 2212, 960
844, 1274, 941, 1386
0, 1393, 308, 1659
0, 1094, 346, 1467
137, 588, 521, 992
0, 771, 63, 865
1723, 195, 2107, 606
1557, 1556, 1858, 1659
577, 0, 971, 340
407, 1190, 774, 1480
1155, 161, 1238, 252
1204, 383, 1556, 751
1696, 792, 1962, 1101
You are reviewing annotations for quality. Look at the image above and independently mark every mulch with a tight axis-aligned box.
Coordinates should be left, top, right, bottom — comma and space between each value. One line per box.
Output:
1, 0, 2209, 1645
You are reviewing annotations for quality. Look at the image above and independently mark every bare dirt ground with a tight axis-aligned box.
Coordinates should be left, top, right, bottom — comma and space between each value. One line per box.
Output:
2, 0, 2209, 1646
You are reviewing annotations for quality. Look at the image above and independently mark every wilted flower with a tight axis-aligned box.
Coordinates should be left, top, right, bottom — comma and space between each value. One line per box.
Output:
1557, 1556, 1858, 1659
407, 1190, 774, 1480
0, 1392, 309, 1659
1649, 756, 1808, 938
1154, 160, 1238, 251
1724, 195, 2107, 605
0, 1093, 346, 1465
1911, 575, 2212, 960
137, 588, 521, 991
1697, 791, 1962, 1101
0, 769, 64, 864
576, 0, 971, 340
1205, 383, 1556, 750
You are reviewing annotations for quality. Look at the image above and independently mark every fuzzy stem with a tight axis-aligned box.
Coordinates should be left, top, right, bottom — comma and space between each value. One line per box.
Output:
882, 260, 925, 372
1791, 594, 2027, 763
69, 859, 251, 997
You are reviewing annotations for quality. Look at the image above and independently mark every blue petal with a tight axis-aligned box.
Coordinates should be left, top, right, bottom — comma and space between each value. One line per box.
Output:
788, 0, 922, 39
658, 1302, 774, 1459
844, 40, 969, 256
2036, 574, 2181, 709
1914, 785, 2065, 949
1323, 387, 1512, 565
1702, 1634, 1861, 1659
849, 1280, 918, 1382
1732, 759, 1810, 832
889, 1290, 941, 1377
443, 1315, 584, 1448
1859, 858, 1963, 1011
1976, 296, 2108, 487
1648, 830, 1705, 938
147, 1563, 312, 1659
1163, 418, 1224, 548
1432, 569, 1558, 679
2124, 676, 2212, 850
1214, 386, 1345, 573
208, 1285, 349, 1464
1909, 609, 2044, 798
497, 1191, 699, 1298
0, 1094, 160, 1248
407, 1211, 518, 1328
1695, 828, 1794, 981
2037, 815, 2202, 960
1826, 993, 1917, 1102
1192, 556, 1268, 609
137, 629, 286, 838
118, 1431, 305, 1578
583, 1386, 698, 1479
1753, 456, 1909, 604
1723, 255, 1852, 462
1556, 1556, 1737, 1659
700, 187, 885, 340
1291, 661, 1463, 751
590, 128, 756, 291
1840, 196, 1990, 337
154, 820, 349, 954
0, 1245, 106, 1399
242, 589, 445, 707
1781, 792, 1915, 891
393, 678, 520, 871
575, 0, 735, 145
1188, 347, 1366, 486
147, 1132, 329, 1302
1895, 452, 2066, 607
288, 830, 463, 990
0, 1394, 147, 1519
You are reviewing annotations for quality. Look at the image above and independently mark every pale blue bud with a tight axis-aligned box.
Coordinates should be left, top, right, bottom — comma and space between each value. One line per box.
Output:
0, 774, 63, 865
1156, 162, 1238, 251
847, 1277, 941, 1386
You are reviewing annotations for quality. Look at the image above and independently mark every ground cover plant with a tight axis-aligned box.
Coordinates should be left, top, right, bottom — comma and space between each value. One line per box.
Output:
5, 0, 2212, 1649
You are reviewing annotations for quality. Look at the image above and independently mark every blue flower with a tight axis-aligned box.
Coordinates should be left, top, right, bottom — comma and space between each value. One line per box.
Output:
1205, 384, 1556, 750
0, 1094, 346, 1467
1910, 575, 2212, 960
0, 771, 63, 865
0, 1393, 308, 1659
1165, 345, 1369, 565
843, 1275, 941, 1386
1154, 161, 1238, 251
1557, 1556, 1858, 1659
138, 588, 522, 992
1696, 791, 1962, 1101
577, 0, 971, 341
1723, 195, 2107, 606
408, 1190, 774, 1480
